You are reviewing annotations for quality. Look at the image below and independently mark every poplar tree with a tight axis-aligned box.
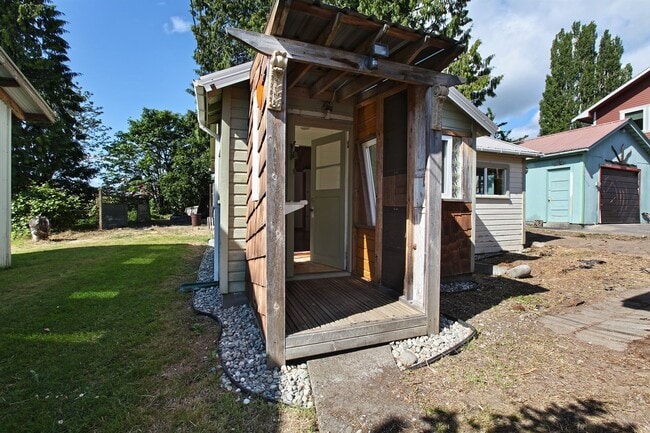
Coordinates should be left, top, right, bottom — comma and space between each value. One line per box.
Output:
539, 21, 632, 136
190, 0, 502, 107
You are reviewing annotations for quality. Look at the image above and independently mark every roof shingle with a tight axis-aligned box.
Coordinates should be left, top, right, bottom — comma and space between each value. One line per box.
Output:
521, 120, 628, 155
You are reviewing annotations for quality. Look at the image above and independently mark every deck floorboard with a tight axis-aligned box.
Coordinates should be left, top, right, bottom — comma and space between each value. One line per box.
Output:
285, 276, 424, 336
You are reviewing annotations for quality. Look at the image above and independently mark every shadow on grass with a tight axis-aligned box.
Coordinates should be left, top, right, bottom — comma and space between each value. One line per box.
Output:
371, 399, 636, 432
442, 276, 548, 322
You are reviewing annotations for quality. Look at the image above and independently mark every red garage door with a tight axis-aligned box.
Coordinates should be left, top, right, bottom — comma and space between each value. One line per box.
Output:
600, 166, 640, 224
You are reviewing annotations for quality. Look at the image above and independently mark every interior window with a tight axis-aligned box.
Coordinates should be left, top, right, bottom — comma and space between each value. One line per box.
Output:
362, 138, 377, 225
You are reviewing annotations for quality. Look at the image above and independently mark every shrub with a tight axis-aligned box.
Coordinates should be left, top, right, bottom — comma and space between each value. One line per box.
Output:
11, 184, 84, 236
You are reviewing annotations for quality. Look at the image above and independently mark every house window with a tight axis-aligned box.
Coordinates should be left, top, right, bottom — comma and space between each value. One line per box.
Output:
476, 166, 508, 196
620, 105, 649, 132
442, 135, 463, 199
362, 138, 377, 225
625, 110, 644, 130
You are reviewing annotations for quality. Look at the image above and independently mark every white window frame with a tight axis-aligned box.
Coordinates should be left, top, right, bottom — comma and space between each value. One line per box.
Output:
620, 104, 650, 132
361, 138, 377, 225
476, 164, 510, 198
442, 135, 463, 200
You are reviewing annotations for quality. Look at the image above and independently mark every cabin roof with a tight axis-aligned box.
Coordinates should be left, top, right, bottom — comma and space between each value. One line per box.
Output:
250, 0, 464, 101
0, 46, 56, 123
476, 136, 541, 157
521, 119, 650, 156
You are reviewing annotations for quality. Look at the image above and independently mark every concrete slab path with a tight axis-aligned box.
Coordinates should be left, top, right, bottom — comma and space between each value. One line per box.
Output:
307, 345, 427, 433
541, 287, 650, 351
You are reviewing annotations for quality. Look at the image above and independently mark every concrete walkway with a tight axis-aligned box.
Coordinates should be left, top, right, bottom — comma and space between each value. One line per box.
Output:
307, 346, 427, 433
541, 287, 650, 351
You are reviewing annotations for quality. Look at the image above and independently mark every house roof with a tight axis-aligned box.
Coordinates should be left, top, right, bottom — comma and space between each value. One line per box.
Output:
572, 67, 650, 124
477, 136, 541, 157
0, 46, 55, 123
194, 61, 252, 133
521, 119, 649, 156
448, 88, 498, 136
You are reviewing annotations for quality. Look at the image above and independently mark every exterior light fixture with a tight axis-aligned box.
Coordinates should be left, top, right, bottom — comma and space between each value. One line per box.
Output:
365, 43, 389, 71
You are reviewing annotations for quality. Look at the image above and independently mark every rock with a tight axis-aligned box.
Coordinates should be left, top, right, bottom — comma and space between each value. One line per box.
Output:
29, 215, 50, 241
531, 241, 546, 248
397, 350, 418, 367
506, 264, 532, 278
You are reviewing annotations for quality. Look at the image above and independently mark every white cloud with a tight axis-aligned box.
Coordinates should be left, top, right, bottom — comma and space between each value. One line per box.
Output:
164, 16, 192, 34
468, 0, 650, 130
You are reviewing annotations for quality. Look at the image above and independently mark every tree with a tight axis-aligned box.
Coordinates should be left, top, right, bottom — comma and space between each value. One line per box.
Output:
485, 108, 528, 143
539, 21, 632, 135
101, 109, 210, 214
190, 0, 502, 107
1, 0, 105, 197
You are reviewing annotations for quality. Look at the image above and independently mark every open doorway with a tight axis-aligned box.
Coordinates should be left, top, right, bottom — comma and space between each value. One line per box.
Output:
290, 123, 348, 276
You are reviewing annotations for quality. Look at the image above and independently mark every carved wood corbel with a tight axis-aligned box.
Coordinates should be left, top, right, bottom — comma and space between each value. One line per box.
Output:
267, 50, 288, 111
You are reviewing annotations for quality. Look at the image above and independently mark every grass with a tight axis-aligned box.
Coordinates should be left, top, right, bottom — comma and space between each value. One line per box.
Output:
0, 227, 315, 432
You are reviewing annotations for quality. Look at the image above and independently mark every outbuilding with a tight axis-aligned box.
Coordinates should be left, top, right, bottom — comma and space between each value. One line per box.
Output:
194, 0, 497, 366
0, 47, 56, 268
474, 136, 541, 255
523, 119, 650, 225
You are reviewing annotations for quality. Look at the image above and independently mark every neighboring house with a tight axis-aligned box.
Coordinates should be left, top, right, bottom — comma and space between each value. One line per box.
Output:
523, 119, 650, 225
573, 67, 650, 139
474, 136, 541, 255
193, 0, 496, 366
0, 47, 56, 268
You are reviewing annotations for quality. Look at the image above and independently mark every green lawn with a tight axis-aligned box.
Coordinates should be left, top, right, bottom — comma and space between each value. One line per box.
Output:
0, 228, 313, 432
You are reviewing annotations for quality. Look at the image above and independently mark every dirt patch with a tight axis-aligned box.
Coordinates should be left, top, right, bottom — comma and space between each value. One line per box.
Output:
399, 232, 650, 432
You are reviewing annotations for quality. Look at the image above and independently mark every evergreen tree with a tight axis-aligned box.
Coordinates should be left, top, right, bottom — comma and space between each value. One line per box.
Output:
190, 0, 502, 107
539, 21, 632, 136
0, 0, 104, 196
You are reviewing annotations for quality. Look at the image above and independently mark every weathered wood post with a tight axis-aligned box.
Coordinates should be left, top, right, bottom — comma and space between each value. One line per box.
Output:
424, 84, 448, 335
265, 50, 288, 367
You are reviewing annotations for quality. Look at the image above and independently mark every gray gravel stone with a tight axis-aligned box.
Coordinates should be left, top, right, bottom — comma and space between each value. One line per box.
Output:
192, 243, 476, 402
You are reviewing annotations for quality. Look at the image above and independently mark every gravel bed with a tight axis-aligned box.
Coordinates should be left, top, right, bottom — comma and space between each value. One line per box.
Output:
191, 245, 476, 405
441, 280, 479, 293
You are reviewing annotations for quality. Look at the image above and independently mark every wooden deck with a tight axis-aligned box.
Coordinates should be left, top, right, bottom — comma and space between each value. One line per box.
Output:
285, 276, 426, 360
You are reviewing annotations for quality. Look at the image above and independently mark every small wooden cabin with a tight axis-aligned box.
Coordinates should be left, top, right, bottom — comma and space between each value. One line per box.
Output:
194, 0, 496, 366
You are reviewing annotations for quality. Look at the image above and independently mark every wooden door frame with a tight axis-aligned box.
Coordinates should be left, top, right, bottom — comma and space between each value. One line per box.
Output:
286, 114, 353, 274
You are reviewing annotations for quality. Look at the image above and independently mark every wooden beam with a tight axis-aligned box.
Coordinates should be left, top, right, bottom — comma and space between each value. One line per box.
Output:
226, 28, 463, 88
0, 78, 19, 87
0, 87, 26, 120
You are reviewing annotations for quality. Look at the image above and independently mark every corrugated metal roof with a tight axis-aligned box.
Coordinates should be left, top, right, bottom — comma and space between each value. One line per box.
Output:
477, 136, 541, 157
521, 119, 637, 155
0, 46, 55, 123
573, 67, 650, 123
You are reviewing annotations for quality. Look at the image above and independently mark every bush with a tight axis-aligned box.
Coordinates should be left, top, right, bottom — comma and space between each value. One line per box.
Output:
12, 184, 84, 237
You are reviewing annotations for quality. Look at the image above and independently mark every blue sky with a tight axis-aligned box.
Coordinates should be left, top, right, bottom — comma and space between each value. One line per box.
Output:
56, 0, 198, 135
56, 0, 650, 140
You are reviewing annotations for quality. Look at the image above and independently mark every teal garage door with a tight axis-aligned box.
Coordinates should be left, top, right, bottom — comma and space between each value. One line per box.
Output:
547, 168, 570, 222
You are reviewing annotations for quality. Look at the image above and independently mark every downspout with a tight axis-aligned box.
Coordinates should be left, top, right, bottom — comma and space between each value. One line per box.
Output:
581, 153, 586, 225
194, 82, 220, 283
